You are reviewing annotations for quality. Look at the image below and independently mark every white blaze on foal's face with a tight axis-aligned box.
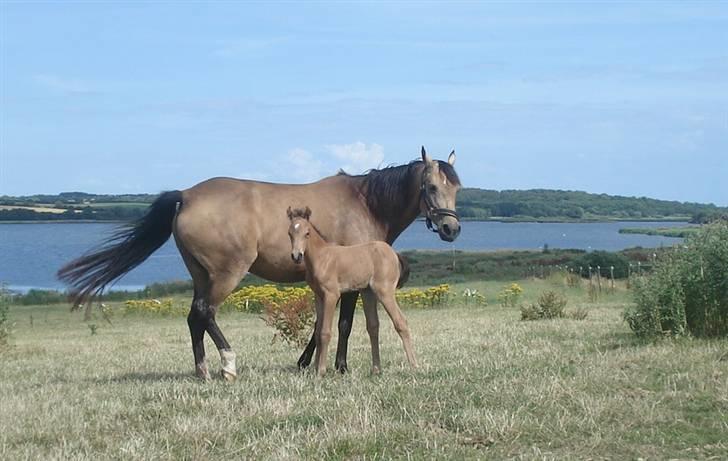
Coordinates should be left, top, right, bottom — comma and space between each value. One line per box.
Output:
288, 217, 310, 264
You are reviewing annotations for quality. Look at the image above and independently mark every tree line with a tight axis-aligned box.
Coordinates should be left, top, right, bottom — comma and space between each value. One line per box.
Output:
1, 189, 726, 222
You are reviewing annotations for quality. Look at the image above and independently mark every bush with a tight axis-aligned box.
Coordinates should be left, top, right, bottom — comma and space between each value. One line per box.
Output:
124, 298, 186, 316
263, 295, 315, 347
222, 284, 311, 314
521, 290, 567, 320
624, 222, 728, 337
574, 251, 630, 279
498, 283, 523, 307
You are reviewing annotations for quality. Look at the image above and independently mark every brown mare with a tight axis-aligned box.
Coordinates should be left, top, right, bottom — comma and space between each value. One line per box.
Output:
287, 207, 416, 376
58, 148, 460, 380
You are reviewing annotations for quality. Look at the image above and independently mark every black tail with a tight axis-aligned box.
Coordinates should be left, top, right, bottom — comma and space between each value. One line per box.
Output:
396, 253, 410, 288
57, 190, 183, 306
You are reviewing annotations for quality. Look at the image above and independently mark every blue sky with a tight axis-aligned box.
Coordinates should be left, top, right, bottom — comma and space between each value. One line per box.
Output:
1, 2, 726, 204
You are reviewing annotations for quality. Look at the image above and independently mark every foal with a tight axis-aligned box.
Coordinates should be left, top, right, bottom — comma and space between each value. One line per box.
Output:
287, 207, 417, 376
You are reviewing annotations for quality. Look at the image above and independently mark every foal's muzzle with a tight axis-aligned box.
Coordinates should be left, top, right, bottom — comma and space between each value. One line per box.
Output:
291, 252, 303, 264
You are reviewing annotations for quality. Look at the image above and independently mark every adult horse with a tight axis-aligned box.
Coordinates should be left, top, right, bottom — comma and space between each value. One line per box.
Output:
58, 147, 461, 380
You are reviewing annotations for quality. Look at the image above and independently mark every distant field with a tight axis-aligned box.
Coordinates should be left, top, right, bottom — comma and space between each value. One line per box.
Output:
0, 205, 70, 214
2, 278, 726, 460
619, 226, 699, 238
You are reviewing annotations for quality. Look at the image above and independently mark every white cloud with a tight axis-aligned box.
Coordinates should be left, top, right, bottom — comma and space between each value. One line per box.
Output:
326, 142, 384, 174
286, 148, 324, 183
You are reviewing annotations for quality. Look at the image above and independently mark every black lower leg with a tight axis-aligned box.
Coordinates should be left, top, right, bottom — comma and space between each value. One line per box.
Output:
187, 301, 208, 378
335, 291, 358, 373
297, 332, 317, 369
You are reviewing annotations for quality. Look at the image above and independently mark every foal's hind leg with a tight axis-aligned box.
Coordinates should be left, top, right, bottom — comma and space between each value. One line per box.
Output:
361, 289, 381, 374
377, 291, 417, 368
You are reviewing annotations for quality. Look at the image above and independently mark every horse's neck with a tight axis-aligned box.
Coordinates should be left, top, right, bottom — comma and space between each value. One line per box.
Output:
382, 164, 424, 242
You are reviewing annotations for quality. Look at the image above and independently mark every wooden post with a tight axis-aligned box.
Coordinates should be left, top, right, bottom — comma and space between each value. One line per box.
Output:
610, 265, 615, 290
597, 265, 602, 293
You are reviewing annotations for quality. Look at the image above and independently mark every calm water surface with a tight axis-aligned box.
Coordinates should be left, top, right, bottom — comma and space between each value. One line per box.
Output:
0, 221, 689, 292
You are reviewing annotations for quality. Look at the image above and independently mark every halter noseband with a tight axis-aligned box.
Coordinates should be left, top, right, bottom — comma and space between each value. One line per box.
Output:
420, 176, 459, 233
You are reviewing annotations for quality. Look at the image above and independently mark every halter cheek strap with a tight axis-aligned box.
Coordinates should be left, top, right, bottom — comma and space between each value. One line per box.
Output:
420, 182, 460, 233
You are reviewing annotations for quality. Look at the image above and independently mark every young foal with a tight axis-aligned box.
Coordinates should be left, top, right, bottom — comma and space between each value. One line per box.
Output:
287, 207, 417, 376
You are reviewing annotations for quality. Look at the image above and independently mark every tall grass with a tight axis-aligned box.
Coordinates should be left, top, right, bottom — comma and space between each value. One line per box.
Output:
1, 280, 725, 459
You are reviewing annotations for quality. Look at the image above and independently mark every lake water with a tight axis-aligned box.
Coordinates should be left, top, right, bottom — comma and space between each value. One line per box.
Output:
0, 221, 690, 292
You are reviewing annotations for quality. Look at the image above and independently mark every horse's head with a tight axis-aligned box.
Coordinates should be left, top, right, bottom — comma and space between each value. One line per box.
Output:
419, 147, 461, 242
287, 206, 312, 264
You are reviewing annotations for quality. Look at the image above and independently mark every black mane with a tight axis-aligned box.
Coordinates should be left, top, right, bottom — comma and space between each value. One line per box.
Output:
340, 160, 460, 222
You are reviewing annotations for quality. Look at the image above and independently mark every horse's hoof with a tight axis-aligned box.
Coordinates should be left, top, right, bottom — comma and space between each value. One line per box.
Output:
370, 366, 381, 375
195, 365, 211, 381
335, 362, 349, 374
221, 369, 237, 382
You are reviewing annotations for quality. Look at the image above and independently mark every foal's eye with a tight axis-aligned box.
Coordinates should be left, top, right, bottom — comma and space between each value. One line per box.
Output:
429, 185, 438, 193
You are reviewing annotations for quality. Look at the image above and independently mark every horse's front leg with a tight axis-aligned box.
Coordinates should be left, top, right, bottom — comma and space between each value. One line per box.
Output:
334, 291, 359, 373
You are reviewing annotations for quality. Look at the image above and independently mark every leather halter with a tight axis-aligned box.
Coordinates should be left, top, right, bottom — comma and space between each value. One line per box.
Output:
420, 175, 459, 233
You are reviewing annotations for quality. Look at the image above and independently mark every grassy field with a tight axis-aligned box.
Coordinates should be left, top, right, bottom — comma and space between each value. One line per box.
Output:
1, 279, 726, 460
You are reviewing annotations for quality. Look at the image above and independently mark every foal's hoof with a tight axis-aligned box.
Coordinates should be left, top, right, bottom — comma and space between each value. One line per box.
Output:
335, 362, 349, 374
221, 369, 237, 382
370, 366, 381, 376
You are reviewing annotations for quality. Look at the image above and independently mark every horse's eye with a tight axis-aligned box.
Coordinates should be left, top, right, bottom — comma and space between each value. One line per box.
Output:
429, 185, 438, 193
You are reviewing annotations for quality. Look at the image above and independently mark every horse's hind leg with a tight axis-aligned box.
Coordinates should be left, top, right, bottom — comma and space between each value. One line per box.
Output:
206, 273, 247, 381
361, 289, 381, 374
378, 291, 417, 368
188, 293, 210, 380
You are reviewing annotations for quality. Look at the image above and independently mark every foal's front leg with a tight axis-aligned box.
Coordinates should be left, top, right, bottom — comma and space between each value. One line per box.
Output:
315, 292, 338, 377
361, 289, 381, 374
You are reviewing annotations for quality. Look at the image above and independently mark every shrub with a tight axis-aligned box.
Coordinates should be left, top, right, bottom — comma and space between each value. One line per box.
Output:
263, 295, 315, 347
624, 222, 728, 337
124, 298, 187, 316
567, 307, 589, 320
498, 283, 523, 307
520, 290, 567, 320
461, 288, 488, 306
222, 284, 311, 314
574, 251, 630, 279
396, 284, 452, 308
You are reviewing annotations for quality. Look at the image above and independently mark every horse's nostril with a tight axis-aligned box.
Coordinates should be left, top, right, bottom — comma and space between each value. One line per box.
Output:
443, 224, 451, 235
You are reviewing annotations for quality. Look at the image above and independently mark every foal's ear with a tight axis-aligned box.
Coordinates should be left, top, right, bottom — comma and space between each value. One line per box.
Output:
448, 150, 456, 166
421, 146, 432, 164
303, 206, 312, 220
286, 206, 293, 220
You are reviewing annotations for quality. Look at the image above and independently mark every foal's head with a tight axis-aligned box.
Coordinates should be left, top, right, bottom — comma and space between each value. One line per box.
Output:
287, 206, 313, 264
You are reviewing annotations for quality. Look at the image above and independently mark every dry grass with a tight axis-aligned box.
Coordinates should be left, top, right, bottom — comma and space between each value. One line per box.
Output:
1, 281, 727, 460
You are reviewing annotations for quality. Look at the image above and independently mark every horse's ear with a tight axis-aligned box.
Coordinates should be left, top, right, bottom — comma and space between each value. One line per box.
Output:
421, 146, 432, 164
448, 150, 456, 166
304, 206, 312, 220
286, 206, 293, 220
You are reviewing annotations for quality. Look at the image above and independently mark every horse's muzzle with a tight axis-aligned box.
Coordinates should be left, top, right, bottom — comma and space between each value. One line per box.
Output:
291, 253, 303, 264
437, 218, 461, 242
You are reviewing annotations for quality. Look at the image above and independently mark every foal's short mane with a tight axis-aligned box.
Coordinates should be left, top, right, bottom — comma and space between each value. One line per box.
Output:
338, 160, 460, 221
289, 207, 329, 241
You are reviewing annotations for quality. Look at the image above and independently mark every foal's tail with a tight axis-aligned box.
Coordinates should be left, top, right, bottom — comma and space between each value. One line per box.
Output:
396, 253, 410, 288
57, 190, 183, 306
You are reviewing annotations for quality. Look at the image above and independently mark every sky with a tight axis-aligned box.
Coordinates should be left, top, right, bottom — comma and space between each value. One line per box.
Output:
1, 2, 726, 205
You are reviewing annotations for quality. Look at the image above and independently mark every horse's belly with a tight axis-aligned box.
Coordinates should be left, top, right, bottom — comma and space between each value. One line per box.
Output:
249, 255, 306, 283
